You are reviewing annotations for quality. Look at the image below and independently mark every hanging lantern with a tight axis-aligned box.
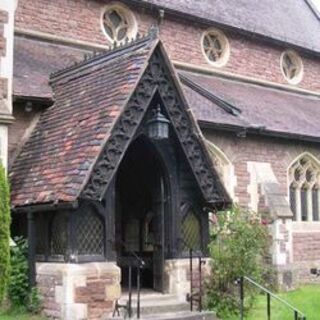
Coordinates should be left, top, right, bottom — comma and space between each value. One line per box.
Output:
147, 105, 170, 140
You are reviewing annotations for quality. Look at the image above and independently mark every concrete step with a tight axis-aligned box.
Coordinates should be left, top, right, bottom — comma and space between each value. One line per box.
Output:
106, 310, 218, 320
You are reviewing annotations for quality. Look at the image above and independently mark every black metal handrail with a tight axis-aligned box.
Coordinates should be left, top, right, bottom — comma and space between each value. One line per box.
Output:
185, 246, 206, 313
238, 276, 306, 320
111, 239, 145, 319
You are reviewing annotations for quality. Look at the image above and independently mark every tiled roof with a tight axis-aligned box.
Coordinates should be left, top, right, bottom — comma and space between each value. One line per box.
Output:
137, 0, 320, 54
181, 71, 320, 141
13, 37, 91, 99
12, 37, 320, 141
10, 36, 157, 207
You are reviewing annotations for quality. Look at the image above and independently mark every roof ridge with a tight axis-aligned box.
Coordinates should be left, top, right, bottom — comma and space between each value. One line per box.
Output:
50, 27, 159, 82
179, 73, 242, 116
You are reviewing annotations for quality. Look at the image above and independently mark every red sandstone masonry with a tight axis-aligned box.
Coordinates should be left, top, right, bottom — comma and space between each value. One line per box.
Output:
15, 0, 320, 92
293, 233, 320, 262
205, 131, 320, 208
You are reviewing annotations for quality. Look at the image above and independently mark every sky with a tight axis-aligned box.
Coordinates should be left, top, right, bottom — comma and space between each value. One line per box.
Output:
311, 0, 320, 10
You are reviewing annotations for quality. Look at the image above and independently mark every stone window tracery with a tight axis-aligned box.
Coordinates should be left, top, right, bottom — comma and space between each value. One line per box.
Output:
201, 29, 230, 67
281, 50, 303, 85
101, 3, 137, 44
289, 155, 320, 221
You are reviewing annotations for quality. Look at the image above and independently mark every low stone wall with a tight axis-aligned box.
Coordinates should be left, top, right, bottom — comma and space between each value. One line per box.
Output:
37, 262, 121, 320
164, 258, 211, 300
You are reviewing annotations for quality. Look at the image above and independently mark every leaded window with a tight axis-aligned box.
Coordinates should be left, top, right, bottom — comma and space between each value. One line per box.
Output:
289, 155, 320, 221
281, 50, 303, 84
50, 212, 68, 256
182, 209, 201, 252
76, 207, 104, 256
202, 29, 230, 67
102, 3, 137, 44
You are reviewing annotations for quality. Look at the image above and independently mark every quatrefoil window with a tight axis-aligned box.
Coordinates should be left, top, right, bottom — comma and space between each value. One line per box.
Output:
202, 29, 230, 67
101, 3, 137, 44
281, 50, 303, 84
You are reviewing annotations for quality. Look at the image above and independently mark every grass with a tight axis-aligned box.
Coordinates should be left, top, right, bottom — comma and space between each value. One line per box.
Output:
228, 285, 320, 320
0, 308, 45, 320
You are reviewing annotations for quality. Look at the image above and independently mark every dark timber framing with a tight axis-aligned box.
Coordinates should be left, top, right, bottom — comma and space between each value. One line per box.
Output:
12, 38, 230, 289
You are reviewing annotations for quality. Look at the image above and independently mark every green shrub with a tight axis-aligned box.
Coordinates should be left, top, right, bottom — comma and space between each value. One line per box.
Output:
206, 206, 274, 318
8, 237, 42, 313
8, 237, 29, 307
27, 287, 42, 314
0, 163, 11, 303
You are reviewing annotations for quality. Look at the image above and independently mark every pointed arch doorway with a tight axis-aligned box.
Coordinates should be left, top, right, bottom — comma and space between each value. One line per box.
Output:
115, 136, 170, 292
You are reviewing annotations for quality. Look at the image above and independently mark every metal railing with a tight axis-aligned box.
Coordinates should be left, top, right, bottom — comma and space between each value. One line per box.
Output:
111, 239, 145, 319
237, 276, 306, 320
186, 248, 206, 312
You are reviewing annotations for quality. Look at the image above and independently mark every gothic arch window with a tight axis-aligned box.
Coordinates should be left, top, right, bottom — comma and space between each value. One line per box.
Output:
181, 206, 202, 252
206, 140, 235, 199
201, 28, 230, 67
289, 154, 320, 221
280, 50, 304, 85
101, 3, 137, 44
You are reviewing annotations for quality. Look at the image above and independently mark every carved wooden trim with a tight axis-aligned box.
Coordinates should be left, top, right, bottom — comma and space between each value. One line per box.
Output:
149, 51, 223, 203
82, 48, 226, 204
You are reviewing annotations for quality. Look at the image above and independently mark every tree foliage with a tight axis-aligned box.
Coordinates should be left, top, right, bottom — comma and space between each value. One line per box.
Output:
206, 206, 274, 318
0, 163, 10, 303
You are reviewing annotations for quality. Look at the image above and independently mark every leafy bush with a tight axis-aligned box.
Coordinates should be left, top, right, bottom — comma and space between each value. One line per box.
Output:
8, 237, 29, 307
206, 206, 273, 318
27, 287, 42, 314
0, 163, 11, 303
7, 237, 42, 313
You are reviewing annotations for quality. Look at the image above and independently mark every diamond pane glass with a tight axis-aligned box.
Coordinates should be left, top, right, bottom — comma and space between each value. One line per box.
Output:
36, 214, 47, 255
182, 210, 201, 251
51, 212, 67, 256
76, 207, 104, 256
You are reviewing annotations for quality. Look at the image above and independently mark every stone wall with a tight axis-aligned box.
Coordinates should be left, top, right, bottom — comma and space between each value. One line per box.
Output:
205, 129, 320, 287
0, 0, 16, 168
14, 0, 320, 92
164, 258, 211, 300
37, 262, 121, 320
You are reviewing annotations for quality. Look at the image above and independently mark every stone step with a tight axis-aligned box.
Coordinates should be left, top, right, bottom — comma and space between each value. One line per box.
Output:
120, 292, 180, 303
132, 300, 190, 315
106, 310, 218, 320
112, 291, 192, 318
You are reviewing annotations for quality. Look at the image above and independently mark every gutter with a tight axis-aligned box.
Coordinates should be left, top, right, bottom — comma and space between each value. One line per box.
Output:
11, 200, 79, 214
199, 121, 320, 144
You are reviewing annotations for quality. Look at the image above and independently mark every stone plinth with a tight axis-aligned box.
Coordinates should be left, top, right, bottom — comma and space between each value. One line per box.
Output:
164, 258, 211, 299
37, 262, 121, 320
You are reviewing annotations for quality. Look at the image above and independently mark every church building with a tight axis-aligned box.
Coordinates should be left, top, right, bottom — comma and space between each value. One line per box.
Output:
1, 1, 320, 319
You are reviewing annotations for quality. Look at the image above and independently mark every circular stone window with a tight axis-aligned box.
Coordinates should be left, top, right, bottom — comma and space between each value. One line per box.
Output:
280, 50, 304, 84
101, 3, 137, 44
201, 29, 230, 67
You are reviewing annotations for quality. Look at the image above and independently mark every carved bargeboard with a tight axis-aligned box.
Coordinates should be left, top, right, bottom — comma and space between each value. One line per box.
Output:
82, 48, 226, 205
